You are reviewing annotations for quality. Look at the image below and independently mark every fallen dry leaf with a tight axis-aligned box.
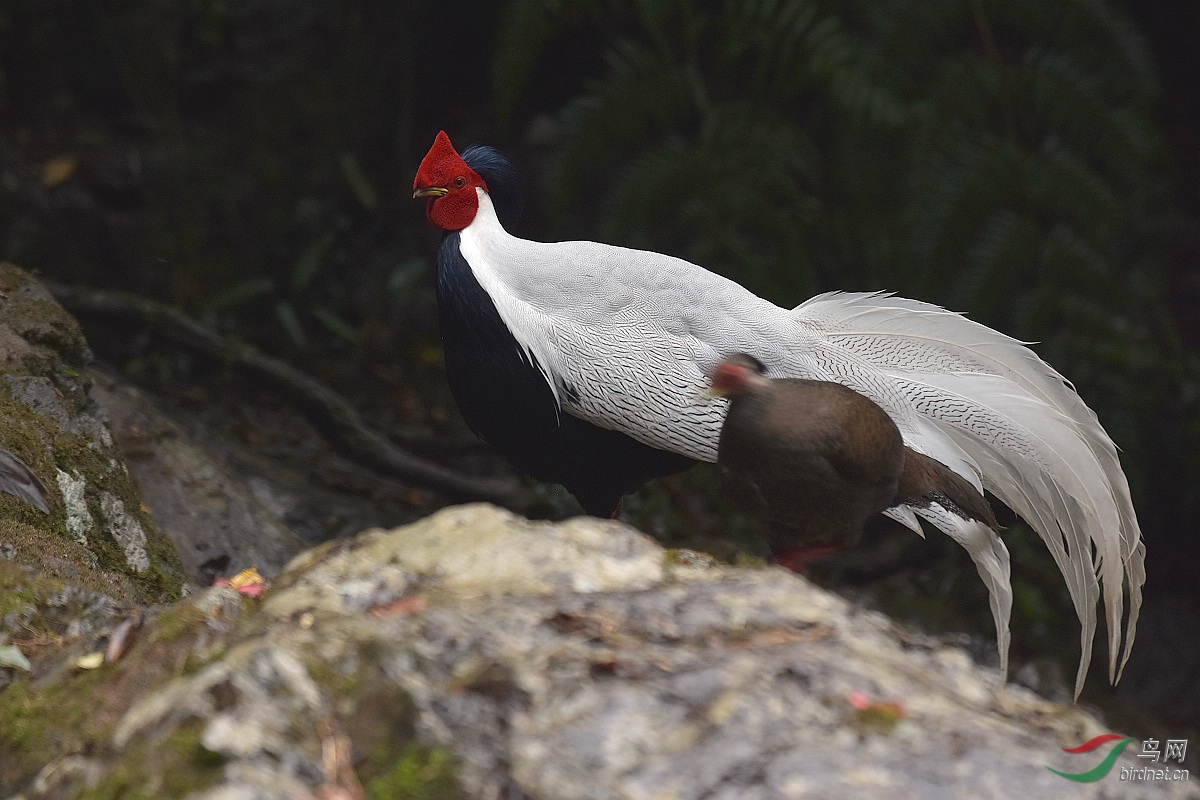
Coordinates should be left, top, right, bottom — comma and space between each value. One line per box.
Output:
104, 609, 143, 664
313, 717, 365, 800
848, 689, 906, 734
732, 624, 832, 649
74, 651, 105, 670
214, 566, 267, 597
369, 595, 427, 618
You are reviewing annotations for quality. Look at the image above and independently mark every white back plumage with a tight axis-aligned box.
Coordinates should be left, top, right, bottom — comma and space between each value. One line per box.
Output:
459, 191, 1145, 697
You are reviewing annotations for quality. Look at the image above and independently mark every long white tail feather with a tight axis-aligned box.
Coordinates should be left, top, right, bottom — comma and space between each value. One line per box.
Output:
883, 504, 924, 537
904, 372, 1122, 689
794, 292, 1143, 697
914, 503, 1013, 676
907, 416, 986, 494
1118, 540, 1146, 683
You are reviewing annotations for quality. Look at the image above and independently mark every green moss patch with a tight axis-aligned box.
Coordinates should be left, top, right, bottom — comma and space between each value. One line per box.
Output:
78, 721, 225, 800
302, 651, 458, 800
145, 602, 210, 647
0, 666, 111, 789
0, 588, 236, 794
364, 743, 461, 800
0, 520, 138, 610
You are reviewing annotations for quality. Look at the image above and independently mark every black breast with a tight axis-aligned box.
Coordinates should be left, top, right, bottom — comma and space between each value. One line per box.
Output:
436, 233, 693, 515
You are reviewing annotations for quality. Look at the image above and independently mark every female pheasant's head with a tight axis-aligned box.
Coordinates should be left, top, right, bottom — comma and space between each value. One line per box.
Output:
413, 131, 488, 231
709, 354, 769, 396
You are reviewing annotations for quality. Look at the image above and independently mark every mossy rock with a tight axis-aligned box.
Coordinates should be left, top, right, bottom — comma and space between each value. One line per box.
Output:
0, 262, 184, 605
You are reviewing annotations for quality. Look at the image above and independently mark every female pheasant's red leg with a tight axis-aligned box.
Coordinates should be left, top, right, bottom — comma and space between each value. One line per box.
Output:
774, 544, 844, 573
609, 499, 624, 520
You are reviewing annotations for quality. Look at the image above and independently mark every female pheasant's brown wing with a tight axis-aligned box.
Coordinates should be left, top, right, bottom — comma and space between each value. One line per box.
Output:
897, 447, 999, 531
719, 378, 903, 546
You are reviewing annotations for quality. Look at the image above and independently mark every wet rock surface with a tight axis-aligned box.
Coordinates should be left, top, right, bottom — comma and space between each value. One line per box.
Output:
5, 505, 1195, 799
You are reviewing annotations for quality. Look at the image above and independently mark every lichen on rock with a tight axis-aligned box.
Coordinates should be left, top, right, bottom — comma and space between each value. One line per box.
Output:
99, 491, 150, 573
55, 468, 93, 546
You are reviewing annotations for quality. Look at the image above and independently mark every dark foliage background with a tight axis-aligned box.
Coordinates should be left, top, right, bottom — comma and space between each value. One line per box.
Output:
1, 0, 1197, 722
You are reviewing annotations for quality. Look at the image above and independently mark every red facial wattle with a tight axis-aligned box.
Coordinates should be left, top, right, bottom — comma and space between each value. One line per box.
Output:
413, 131, 488, 231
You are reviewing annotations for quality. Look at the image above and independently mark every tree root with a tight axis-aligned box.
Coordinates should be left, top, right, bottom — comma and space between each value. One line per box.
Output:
46, 282, 542, 513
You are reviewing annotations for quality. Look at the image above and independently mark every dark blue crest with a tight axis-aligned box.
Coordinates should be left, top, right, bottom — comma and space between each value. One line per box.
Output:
462, 145, 525, 230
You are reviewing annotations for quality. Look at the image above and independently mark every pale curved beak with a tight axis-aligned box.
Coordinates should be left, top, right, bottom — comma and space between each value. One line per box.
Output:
413, 187, 449, 199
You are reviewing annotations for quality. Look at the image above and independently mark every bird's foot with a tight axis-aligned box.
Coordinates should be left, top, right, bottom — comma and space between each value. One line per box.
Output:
773, 544, 844, 573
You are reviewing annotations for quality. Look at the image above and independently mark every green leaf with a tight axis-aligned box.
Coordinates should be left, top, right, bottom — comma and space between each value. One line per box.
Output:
494, 0, 562, 128
274, 300, 306, 348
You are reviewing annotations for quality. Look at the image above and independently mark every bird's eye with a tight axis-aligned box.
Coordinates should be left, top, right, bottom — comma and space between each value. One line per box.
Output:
453, 176, 467, 188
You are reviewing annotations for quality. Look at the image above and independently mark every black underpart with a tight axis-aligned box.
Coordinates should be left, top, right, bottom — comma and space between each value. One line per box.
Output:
436, 231, 694, 516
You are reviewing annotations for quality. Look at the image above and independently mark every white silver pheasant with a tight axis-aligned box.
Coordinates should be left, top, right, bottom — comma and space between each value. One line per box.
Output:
414, 130, 1145, 698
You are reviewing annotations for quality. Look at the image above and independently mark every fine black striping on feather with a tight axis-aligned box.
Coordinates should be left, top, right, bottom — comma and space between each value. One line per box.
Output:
436, 153, 694, 515
561, 381, 582, 404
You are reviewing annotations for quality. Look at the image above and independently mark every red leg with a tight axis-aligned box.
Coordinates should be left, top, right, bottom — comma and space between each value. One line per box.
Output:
774, 544, 844, 573
608, 499, 624, 520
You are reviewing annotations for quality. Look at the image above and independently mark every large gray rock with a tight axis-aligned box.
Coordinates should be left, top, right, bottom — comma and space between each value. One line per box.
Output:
8, 504, 1190, 799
